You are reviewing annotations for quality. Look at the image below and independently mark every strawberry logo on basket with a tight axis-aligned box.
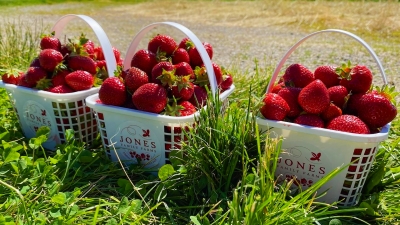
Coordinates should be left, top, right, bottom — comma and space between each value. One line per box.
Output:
142, 129, 150, 137
310, 152, 321, 161
41, 109, 46, 116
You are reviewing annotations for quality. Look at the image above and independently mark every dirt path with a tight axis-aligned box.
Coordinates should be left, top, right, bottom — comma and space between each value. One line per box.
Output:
1, 2, 399, 90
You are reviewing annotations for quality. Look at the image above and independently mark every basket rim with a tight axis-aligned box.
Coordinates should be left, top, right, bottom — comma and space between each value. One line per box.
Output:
256, 116, 390, 143
0, 81, 99, 100
86, 84, 235, 123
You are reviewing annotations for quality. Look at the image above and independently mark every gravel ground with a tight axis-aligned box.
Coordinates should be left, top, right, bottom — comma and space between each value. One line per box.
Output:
1, 2, 399, 96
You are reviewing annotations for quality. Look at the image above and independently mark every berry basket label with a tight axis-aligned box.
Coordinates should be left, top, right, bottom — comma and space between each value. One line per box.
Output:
23, 100, 58, 143
110, 121, 162, 168
276, 140, 327, 188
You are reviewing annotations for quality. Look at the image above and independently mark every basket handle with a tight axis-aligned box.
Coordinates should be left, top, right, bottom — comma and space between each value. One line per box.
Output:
266, 29, 388, 94
51, 14, 117, 77
123, 22, 218, 97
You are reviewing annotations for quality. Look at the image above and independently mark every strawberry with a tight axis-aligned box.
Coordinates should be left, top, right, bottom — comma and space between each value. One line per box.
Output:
165, 100, 197, 117
65, 70, 94, 91
151, 61, 175, 85
327, 85, 349, 109
130, 49, 158, 76
148, 34, 177, 58
189, 84, 208, 108
113, 47, 121, 61
1, 69, 23, 85
83, 40, 95, 58
298, 79, 330, 114
178, 37, 191, 50
51, 69, 69, 86
99, 77, 127, 106
277, 87, 302, 118
24, 67, 48, 87
357, 90, 397, 128
30, 57, 41, 67
48, 84, 73, 93
220, 73, 233, 91
39, 49, 64, 72
193, 63, 222, 87
326, 115, 370, 134
188, 42, 213, 68
283, 63, 314, 88
94, 46, 105, 60
124, 67, 149, 93
40, 32, 61, 51
18, 74, 33, 87
271, 81, 285, 94
60, 44, 71, 57
259, 93, 290, 121
67, 55, 97, 74
339, 63, 373, 94
174, 62, 194, 79
172, 47, 190, 64
132, 83, 168, 113
171, 75, 194, 101
321, 103, 342, 122
294, 114, 324, 128
344, 92, 364, 115
212, 62, 223, 85
314, 65, 339, 88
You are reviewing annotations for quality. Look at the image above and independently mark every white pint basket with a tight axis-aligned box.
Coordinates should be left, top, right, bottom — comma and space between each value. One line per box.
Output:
0, 14, 117, 150
86, 21, 235, 171
256, 29, 390, 206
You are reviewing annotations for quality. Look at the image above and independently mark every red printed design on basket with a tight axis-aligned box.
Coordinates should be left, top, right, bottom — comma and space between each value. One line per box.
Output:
22, 101, 57, 141
277, 146, 326, 181
112, 122, 162, 167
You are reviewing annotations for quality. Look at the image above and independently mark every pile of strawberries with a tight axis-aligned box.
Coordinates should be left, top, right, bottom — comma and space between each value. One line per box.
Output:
260, 62, 398, 134
98, 34, 233, 117
1, 32, 123, 93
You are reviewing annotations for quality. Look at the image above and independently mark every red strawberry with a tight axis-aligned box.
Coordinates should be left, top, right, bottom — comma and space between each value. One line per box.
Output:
99, 77, 127, 106
174, 62, 194, 79
48, 84, 73, 93
321, 103, 342, 122
113, 47, 121, 61
339, 64, 373, 94
165, 100, 196, 117
24, 67, 48, 87
178, 37, 191, 50
326, 115, 370, 134
189, 84, 208, 108
132, 83, 168, 113
259, 93, 290, 121
65, 70, 94, 91
94, 46, 105, 60
277, 87, 302, 118
17, 74, 32, 88
357, 91, 397, 128
212, 63, 223, 86
148, 34, 177, 57
188, 42, 213, 68
130, 49, 158, 76
1, 70, 23, 85
314, 65, 339, 88
52, 69, 69, 86
294, 114, 324, 128
298, 79, 330, 114
39, 49, 64, 72
271, 81, 285, 94
60, 44, 71, 57
220, 73, 233, 91
151, 61, 175, 85
125, 67, 149, 93
283, 63, 315, 88
171, 75, 194, 101
40, 32, 61, 51
83, 40, 95, 58
344, 92, 364, 115
172, 48, 190, 64
327, 85, 349, 109
68, 55, 97, 74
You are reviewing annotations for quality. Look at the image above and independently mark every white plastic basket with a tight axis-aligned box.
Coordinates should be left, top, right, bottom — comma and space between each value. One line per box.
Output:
0, 14, 117, 150
86, 21, 235, 170
256, 29, 390, 206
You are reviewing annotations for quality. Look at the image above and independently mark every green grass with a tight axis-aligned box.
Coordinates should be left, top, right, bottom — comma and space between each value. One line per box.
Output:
0, 1, 399, 225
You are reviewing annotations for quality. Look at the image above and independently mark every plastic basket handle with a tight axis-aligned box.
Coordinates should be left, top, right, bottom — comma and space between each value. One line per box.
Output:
123, 22, 218, 97
266, 29, 388, 94
51, 14, 117, 77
